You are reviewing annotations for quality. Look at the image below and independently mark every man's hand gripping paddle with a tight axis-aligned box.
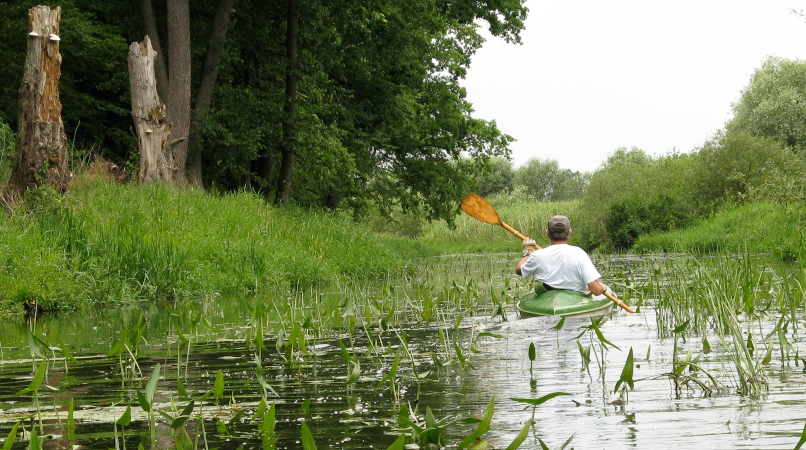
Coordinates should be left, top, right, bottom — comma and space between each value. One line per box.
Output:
460, 193, 636, 314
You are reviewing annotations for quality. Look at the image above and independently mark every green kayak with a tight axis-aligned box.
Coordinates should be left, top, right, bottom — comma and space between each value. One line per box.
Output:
517, 285, 614, 318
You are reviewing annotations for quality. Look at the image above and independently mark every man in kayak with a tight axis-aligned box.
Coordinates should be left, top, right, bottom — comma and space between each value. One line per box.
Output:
515, 215, 607, 295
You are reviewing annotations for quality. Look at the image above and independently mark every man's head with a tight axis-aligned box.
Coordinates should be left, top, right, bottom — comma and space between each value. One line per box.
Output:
546, 215, 571, 242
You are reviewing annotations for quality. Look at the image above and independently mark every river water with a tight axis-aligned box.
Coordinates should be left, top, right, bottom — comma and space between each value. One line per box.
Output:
0, 253, 804, 449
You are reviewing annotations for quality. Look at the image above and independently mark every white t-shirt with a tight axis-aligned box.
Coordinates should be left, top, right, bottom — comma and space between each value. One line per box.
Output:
519, 244, 601, 293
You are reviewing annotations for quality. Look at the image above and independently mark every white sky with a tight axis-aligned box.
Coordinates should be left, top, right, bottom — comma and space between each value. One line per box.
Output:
462, 1, 806, 172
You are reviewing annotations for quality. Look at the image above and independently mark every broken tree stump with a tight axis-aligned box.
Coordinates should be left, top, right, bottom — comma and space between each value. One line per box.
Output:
5, 5, 71, 206
128, 35, 177, 184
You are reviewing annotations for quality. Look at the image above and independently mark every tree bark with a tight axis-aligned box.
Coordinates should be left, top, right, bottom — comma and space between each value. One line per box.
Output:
5, 6, 70, 206
254, 151, 273, 201
186, 0, 238, 187
128, 36, 177, 184
275, 0, 299, 204
138, 0, 169, 103
167, 0, 191, 185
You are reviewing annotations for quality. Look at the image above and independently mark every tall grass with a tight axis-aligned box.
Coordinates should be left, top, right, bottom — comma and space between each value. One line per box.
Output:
633, 202, 803, 261
0, 179, 415, 311
0, 119, 13, 183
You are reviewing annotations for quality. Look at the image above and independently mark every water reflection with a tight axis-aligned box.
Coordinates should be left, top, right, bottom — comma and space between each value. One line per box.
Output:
0, 253, 804, 449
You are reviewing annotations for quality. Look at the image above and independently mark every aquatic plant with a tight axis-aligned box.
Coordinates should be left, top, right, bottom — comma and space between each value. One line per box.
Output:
16, 359, 49, 434
613, 347, 635, 396
136, 363, 161, 446
255, 399, 276, 447
511, 392, 571, 423
2, 421, 20, 450
158, 401, 195, 450
301, 422, 317, 449
66, 399, 75, 445
114, 406, 132, 450
575, 317, 619, 381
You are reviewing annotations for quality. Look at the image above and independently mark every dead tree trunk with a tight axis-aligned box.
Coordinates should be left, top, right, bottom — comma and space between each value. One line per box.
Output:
128, 36, 177, 184
5, 6, 70, 205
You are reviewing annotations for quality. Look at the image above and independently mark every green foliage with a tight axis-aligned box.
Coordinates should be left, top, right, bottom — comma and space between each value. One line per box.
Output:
633, 201, 803, 261
0, 0, 524, 223
0, 1, 134, 162
692, 130, 805, 213
729, 56, 806, 148
474, 156, 515, 197
576, 147, 697, 250
0, 118, 14, 183
514, 158, 587, 202
0, 181, 418, 311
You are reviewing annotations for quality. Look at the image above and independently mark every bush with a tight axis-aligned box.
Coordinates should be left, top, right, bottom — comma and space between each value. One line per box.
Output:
575, 147, 698, 249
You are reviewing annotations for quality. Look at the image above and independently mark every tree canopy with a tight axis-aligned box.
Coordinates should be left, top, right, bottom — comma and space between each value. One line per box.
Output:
729, 56, 806, 149
0, 0, 526, 223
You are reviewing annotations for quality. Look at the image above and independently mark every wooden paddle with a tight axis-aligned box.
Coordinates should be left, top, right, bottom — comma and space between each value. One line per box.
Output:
460, 193, 636, 314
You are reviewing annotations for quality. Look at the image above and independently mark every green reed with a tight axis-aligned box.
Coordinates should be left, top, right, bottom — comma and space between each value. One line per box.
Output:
639, 251, 805, 396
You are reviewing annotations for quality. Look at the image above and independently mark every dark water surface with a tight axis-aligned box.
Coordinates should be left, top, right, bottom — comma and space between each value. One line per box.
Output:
0, 253, 804, 449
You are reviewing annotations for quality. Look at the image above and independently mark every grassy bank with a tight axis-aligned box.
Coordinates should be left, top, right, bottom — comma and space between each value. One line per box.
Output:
0, 180, 420, 312
632, 201, 803, 260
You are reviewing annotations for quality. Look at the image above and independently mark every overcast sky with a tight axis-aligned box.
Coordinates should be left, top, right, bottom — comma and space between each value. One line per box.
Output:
462, 1, 806, 172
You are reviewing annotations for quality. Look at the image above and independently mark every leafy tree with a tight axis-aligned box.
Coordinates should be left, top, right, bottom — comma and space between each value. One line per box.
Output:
576, 147, 697, 250
513, 157, 587, 202
0, 0, 524, 224
729, 56, 806, 149
693, 129, 804, 212
551, 170, 589, 201
515, 158, 560, 201
474, 156, 514, 197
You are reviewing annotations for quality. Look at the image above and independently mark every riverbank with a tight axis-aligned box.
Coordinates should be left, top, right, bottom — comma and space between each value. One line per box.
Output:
633, 201, 803, 260
0, 180, 421, 312
2, 179, 801, 313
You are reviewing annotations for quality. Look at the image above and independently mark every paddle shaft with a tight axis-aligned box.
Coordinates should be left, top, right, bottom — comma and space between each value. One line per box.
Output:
502, 222, 527, 241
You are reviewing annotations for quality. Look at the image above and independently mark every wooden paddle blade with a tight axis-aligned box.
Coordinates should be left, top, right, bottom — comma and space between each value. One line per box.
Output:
460, 193, 502, 226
